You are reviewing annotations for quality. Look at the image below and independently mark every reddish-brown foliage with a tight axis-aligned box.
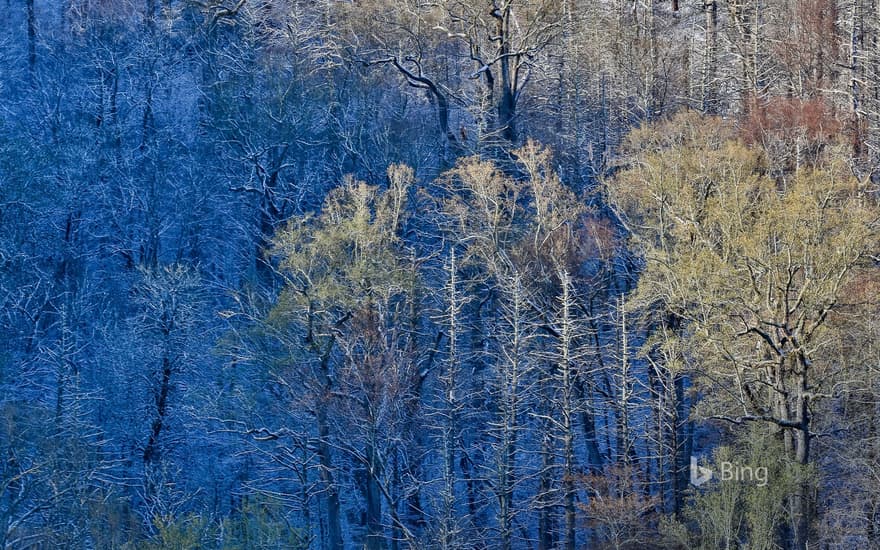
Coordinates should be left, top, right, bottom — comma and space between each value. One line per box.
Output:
740, 96, 842, 170
741, 96, 840, 146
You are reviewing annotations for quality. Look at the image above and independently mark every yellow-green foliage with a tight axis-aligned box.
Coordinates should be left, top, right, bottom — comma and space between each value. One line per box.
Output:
438, 141, 589, 280
140, 499, 308, 550
143, 514, 215, 550
270, 165, 414, 323
682, 426, 814, 550
608, 112, 874, 546
607, 112, 879, 381
221, 497, 309, 550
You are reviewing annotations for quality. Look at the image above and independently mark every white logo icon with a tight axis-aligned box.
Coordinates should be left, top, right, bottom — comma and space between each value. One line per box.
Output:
690, 456, 713, 486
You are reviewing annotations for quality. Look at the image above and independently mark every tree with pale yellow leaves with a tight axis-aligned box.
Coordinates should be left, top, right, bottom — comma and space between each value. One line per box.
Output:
607, 112, 880, 549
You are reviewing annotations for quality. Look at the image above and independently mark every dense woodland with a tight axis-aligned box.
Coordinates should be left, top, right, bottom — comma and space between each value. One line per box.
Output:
3, 1, 880, 548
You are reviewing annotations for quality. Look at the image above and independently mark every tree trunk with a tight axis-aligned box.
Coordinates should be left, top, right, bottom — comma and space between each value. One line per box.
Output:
495, 3, 518, 142
673, 374, 690, 515
790, 364, 812, 550
317, 344, 343, 550
143, 350, 171, 466
576, 378, 603, 472
703, 0, 718, 113
537, 429, 555, 550
440, 250, 460, 549
317, 406, 343, 550
365, 438, 383, 550
559, 272, 576, 550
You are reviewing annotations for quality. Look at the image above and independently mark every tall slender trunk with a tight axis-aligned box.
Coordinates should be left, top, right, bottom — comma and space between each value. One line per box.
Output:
849, 0, 867, 157
703, 0, 718, 113
672, 374, 690, 515
496, 275, 527, 550
440, 249, 461, 549
585, 295, 607, 472
143, 353, 171, 466
644, 0, 659, 118
317, 406, 343, 550
790, 357, 812, 550
558, 271, 576, 550
365, 436, 383, 550
316, 342, 343, 550
407, 269, 427, 533
616, 298, 635, 465
537, 428, 555, 550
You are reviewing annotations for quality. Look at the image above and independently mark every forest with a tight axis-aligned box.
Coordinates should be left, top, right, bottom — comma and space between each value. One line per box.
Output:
2, 0, 880, 549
